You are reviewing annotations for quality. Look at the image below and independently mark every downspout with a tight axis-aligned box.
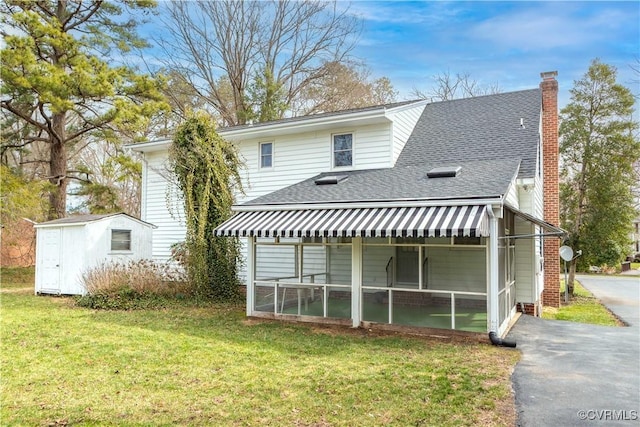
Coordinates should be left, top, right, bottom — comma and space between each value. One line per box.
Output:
487, 206, 517, 348
489, 331, 516, 348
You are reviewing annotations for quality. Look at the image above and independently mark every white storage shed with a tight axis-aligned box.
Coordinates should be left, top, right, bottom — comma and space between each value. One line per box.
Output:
34, 213, 156, 295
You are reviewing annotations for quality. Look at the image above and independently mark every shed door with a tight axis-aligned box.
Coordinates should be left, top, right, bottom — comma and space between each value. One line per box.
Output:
38, 228, 61, 292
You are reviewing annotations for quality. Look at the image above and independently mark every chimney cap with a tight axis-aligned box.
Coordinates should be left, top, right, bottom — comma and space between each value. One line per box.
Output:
540, 71, 558, 81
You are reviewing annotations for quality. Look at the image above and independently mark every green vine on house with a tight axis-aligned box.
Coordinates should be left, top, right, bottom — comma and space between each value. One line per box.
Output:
170, 113, 244, 300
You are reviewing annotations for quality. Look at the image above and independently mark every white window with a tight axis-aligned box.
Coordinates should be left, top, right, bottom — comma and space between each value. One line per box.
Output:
111, 229, 131, 251
333, 133, 353, 168
260, 142, 273, 168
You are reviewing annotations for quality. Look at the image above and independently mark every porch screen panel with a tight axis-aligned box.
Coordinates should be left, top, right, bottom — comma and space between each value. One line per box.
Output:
255, 245, 296, 282
215, 205, 489, 238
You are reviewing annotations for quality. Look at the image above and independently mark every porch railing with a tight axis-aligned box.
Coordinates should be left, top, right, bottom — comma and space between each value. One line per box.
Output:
253, 273, 351, 317
361, 285, 486, 330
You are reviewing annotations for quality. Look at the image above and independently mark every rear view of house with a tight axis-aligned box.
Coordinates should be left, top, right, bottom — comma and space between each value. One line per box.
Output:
132, 72, 562, 336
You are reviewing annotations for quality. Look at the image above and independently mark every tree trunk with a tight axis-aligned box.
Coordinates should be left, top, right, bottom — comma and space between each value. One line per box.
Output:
48, 113, 67, 220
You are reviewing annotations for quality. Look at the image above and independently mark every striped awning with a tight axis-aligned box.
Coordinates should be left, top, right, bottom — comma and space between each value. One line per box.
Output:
215, 205, 489, 238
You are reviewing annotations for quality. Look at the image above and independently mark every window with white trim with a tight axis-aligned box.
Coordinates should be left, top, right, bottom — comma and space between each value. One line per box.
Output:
260, 142, 273, 168
332, 133, 353, 168
111, 229, 131, 251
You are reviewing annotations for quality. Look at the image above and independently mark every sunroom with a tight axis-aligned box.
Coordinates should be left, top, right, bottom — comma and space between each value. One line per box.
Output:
215, 203, 547, 335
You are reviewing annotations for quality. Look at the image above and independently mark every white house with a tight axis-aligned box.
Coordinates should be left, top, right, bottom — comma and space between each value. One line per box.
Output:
130, 72, 564, 337
34, 213, 155, 295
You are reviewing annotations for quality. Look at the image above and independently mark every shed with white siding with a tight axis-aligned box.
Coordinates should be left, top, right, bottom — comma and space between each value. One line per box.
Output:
34, 213, 155, 295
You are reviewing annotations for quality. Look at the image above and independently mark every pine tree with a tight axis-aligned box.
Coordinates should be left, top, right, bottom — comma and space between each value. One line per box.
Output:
1, 0, 167, 219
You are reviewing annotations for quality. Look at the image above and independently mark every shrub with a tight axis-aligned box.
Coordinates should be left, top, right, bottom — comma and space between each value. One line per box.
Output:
76, 259, 189, 310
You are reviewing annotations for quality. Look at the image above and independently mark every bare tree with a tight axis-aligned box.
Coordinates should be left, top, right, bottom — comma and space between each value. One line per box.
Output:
411, 70, 501, 101
296, 61, 397, 115
156, 0, 361, 126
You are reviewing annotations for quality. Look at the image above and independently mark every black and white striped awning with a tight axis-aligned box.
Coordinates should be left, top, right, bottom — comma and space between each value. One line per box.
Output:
215, 205, 489, 238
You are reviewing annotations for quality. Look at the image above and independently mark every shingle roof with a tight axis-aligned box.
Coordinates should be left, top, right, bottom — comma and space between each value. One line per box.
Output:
35, 213, 155, 227
240, 89, 540, 207
396, 89, 541, 178
244, 158, 520, 206
37, 213, 117, 225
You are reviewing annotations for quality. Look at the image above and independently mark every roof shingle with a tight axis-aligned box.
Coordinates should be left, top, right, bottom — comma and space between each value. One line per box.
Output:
239, 89, 540, 207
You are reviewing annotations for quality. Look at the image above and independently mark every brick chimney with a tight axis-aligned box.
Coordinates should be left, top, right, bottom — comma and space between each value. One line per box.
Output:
540, 71, 560, 308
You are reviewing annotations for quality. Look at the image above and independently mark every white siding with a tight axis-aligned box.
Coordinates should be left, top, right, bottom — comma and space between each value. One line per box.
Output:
515, 180, 544, 303
518, 185, 534, 213
533, 175, 544, 218
389, 105, 425, 165
137, 103, 427, 266
505, 179, 519, 209
60, 226, 87, 294
35, 215, 153, 295
235, 122, 392, 203
514, 216, 535, 303
84, 217, 154, 267
143, 150, 186, 261
533, 174, 544, 296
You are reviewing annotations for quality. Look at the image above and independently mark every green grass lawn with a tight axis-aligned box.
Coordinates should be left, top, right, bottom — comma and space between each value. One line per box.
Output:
542, 280, 621, 326
1, 267, 519, 426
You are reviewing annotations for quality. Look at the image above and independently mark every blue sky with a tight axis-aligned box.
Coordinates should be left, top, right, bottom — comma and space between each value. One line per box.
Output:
345, 1, 639, 108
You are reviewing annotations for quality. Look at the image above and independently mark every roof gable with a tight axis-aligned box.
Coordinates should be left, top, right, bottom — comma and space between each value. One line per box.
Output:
35, 213, 156, 228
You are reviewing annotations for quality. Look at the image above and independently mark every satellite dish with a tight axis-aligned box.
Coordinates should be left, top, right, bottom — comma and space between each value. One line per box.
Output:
559, 245, 574, 262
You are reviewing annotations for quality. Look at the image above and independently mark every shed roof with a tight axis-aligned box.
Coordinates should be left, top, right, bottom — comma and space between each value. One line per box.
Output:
35, 213, 156, 228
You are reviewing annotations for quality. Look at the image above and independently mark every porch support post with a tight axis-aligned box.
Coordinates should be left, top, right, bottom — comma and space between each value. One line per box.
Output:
488, 207, 500, 332
351, 237, 362, 328
246, 236, 255, 317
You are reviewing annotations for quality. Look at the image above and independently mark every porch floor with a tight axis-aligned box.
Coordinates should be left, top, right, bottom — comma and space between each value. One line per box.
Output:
281, 298, 487, 332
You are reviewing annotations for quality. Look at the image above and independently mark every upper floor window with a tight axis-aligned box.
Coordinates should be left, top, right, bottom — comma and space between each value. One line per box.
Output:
260, 142, 273, 168
333, 133, 353, 168
111, 229, 131, 251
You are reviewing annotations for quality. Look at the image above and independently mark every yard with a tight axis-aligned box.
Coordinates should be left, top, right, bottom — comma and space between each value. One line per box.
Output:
542, 280, 622, 326
1, 267, 519, 426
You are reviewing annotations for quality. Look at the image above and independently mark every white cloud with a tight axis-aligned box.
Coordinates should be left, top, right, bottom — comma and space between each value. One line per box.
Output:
467, 3, 634, 52
347, 1, 465, 26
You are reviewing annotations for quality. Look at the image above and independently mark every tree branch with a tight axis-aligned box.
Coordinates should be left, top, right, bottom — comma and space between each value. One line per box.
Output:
1, 100, 49, 133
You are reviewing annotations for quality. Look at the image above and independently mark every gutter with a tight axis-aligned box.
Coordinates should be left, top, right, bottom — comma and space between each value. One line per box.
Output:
232, 196, 504, 212
126, 139, 171, 153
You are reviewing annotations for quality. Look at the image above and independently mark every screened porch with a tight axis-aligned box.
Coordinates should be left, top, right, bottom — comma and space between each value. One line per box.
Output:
250, 236, 496, 333
216, 204, 523, 334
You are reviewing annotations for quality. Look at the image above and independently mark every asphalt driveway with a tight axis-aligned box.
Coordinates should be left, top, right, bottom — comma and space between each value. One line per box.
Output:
507, 275, 640, 426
